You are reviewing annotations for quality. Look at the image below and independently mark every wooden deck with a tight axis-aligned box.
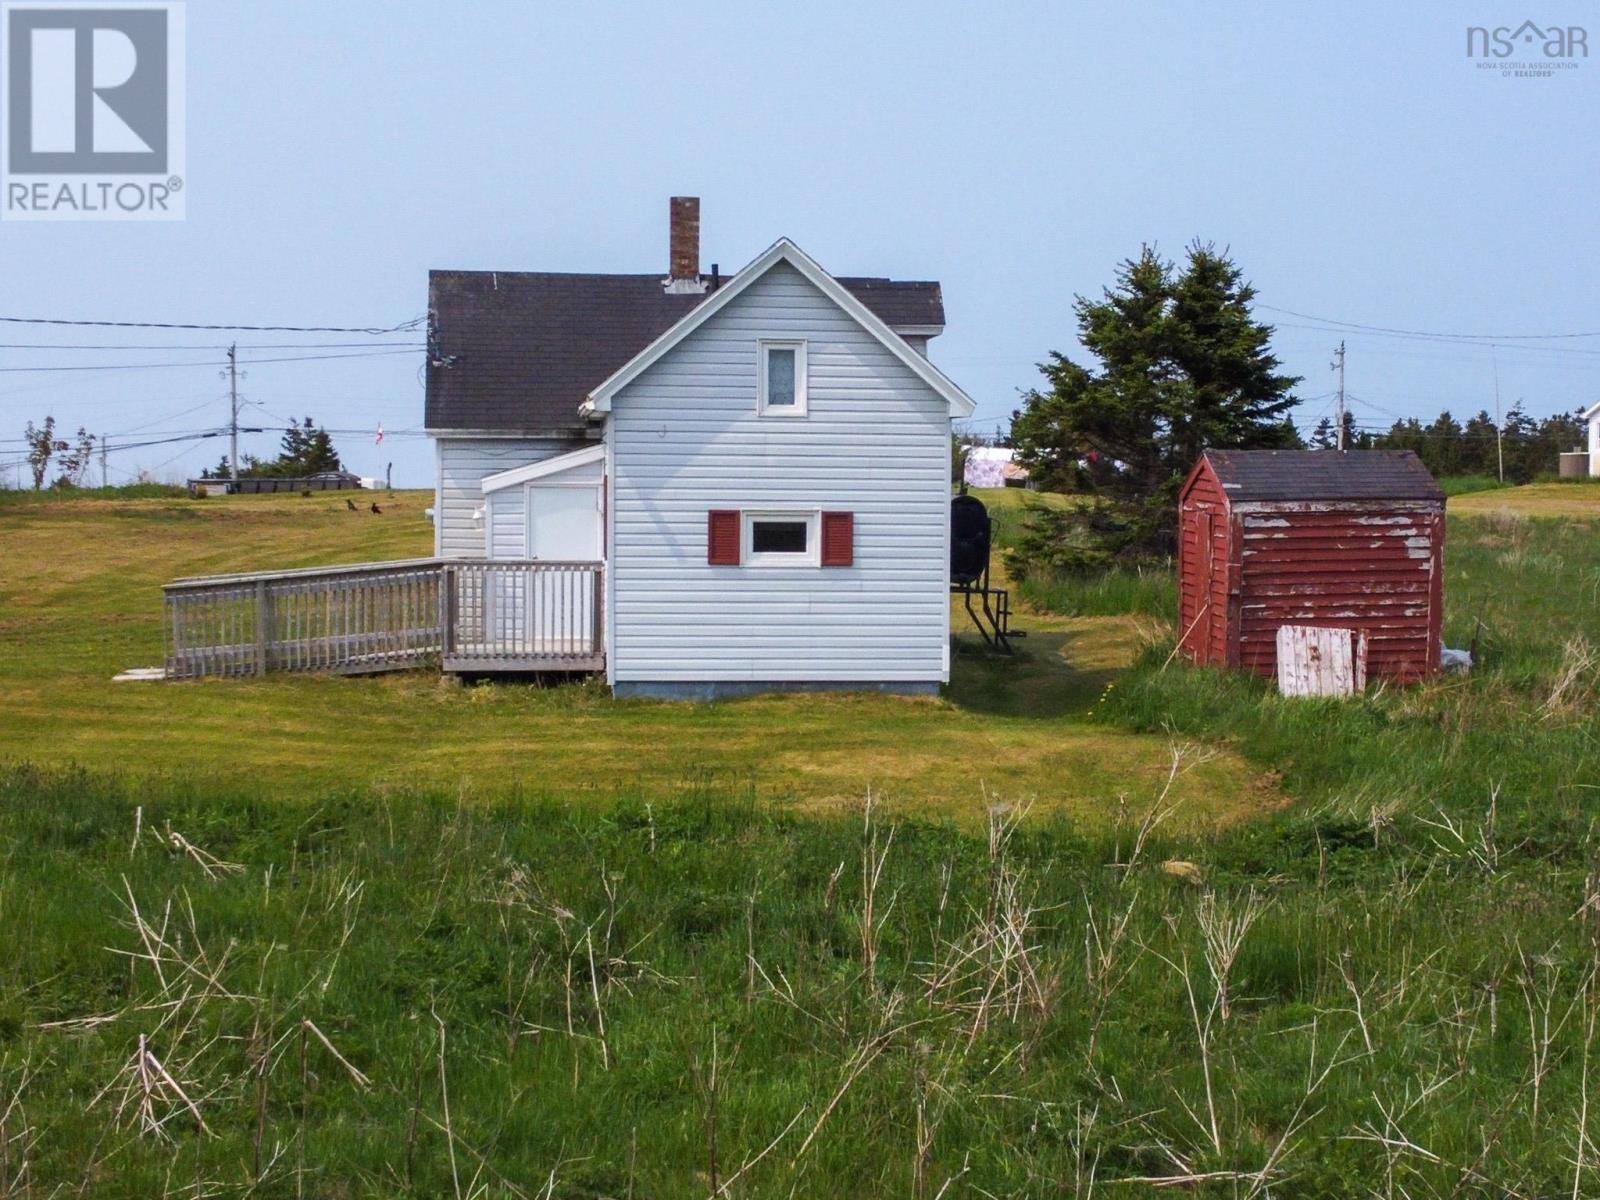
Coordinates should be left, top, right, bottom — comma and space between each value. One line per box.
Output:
163, 559, 604, 679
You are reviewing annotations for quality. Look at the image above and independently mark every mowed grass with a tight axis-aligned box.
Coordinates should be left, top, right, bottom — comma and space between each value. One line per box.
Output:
0, 489, 1272, 828
1449, 477, 1600, 517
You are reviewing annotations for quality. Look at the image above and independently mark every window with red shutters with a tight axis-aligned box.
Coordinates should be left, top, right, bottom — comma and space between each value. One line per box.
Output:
707, 510, 741, 565
820, 511, 854, 567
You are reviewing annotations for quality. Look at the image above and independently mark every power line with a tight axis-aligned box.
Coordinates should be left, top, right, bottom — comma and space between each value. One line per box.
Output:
0, 347, 420, 374
0, 314, 424, 335
0, 340, 424, 351
1259, 304, 1600, 342
1270, 321, 1600, 359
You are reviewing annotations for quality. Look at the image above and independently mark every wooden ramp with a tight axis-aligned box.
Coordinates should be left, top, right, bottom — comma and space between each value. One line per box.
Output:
163, 559, 604, 679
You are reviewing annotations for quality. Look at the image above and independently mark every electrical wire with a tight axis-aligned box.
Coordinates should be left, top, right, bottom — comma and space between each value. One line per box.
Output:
1259, 304, 1600, 342
0, 340, 424, 351
0, 348, 420, 374
0, 314, 424, 335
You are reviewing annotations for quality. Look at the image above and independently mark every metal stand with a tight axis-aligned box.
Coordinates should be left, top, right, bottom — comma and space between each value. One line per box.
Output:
952, 536, 1024, 653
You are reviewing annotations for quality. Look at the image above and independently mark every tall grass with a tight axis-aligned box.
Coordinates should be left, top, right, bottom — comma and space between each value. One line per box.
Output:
3, 763, 1600, 1197
1436, 474, 1511, 497
1094, 511, 1599, 839
1018, 561, 1177, 619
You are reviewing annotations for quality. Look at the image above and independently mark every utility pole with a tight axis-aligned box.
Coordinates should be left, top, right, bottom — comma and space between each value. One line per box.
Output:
1332, 340, 1347, 451
99, 434, 108, 487
227, 343, 240, 481
1491, 348, 1505, 484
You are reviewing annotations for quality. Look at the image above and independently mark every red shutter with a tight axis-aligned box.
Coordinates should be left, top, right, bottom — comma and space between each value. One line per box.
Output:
707, 510, 741, 565
821, 511, 854, 567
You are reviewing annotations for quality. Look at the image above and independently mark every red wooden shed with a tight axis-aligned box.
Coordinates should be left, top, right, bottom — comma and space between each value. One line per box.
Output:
1177, 450, 1446, 683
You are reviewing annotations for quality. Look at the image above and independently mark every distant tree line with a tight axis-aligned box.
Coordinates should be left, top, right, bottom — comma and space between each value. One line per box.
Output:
202, 417, 344, 480
1305, 404, 1584, 484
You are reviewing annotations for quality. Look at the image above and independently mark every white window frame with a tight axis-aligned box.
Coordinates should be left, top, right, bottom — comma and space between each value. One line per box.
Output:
757, 339, 808, 417
742, 509, 820, 567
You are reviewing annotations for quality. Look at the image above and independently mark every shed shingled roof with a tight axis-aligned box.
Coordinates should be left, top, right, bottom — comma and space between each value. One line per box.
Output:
1202, 449, 1445, 502
425, 270, 945, 433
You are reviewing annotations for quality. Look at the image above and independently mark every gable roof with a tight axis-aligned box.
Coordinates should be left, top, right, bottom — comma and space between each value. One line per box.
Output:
1582, 400, 1600, 421
583, 239, 976, 418
426, 260, 948, 433
1201, 449, 1444, 502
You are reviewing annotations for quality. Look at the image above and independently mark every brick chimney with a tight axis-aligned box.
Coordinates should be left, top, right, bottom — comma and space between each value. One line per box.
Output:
665, 197, 706, 293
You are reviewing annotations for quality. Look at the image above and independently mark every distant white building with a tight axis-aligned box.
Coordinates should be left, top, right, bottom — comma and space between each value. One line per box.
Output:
1586, 400, 1599, 477
962, 446, 1030, 489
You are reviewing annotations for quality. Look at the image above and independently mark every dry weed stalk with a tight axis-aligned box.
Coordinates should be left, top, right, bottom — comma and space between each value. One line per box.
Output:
1115, 739, 1204, 877
910, 1045, 960, 1200
1416, 785, 1500, 873
793, 994, 918, 1165
1541, 637, 1597, 720
0, 1059, 38, 1198
1142, 889, 1267, 1163
1195, 888, 1266, 1024
916, 803, 1061, 1053
97, 1033, 209, 1142
859, 793, 896, 995
1082, 889, 1142, 1066
485, 861, 662, 1063
135, 822, 245, 880
1573, 1000, 1600, 1200
1516, 948, 1586, 1136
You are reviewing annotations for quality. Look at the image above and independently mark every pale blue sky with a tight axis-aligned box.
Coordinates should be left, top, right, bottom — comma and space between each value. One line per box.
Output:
2, 1, 1596, 486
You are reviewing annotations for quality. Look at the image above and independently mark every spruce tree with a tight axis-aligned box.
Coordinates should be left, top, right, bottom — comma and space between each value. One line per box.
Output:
1009, 243, 1299, 558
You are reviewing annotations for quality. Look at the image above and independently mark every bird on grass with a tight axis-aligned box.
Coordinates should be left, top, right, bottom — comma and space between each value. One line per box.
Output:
345, 498, 358, 512
370, 502, 383, 514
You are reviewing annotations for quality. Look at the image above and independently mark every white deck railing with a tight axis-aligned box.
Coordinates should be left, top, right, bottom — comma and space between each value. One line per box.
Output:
163, 559, 604, 679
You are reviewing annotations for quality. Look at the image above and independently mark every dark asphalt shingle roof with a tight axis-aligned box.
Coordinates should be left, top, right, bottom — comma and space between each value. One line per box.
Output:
1204, 449, 1445, 502
425, 270, 945, 433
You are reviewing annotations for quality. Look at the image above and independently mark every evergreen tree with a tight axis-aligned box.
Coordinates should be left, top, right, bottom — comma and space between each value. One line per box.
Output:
1009, 243, 1299, 557
1461, 410, 1499, 476
1424, 411, 1465, 477
1310, 417, 1336, 450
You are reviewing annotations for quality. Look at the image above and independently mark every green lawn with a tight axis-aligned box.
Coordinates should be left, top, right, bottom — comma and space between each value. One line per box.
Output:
0, 488, 1272, 829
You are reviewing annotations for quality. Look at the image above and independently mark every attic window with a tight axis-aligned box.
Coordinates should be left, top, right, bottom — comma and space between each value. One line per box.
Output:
758, 340, 807, 416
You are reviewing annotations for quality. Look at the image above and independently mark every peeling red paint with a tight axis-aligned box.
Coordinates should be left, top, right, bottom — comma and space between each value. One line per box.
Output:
1177, 459, 1445, 683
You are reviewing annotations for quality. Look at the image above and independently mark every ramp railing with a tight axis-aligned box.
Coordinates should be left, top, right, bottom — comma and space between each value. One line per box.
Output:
163, 559, 603, 678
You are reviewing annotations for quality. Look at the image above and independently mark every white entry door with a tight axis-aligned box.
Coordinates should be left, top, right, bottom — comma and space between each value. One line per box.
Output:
524, 484, 601, 651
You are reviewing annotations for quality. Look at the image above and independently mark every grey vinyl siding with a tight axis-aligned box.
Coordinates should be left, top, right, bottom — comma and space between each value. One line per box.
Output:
434, 437, 582, 557
609, 260, 951, 684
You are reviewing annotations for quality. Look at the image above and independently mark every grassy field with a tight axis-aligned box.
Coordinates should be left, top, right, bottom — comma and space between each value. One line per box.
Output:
0, 488, 1270, 828
2, 482, 1599, 1196
1449, 477, 1600, 518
